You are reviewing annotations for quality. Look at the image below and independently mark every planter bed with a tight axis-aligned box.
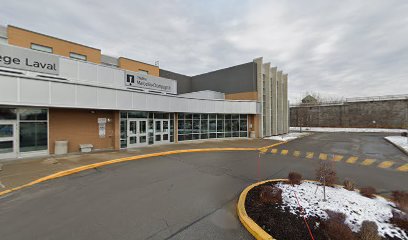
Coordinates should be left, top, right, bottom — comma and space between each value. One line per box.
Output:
244, 180, 407, 240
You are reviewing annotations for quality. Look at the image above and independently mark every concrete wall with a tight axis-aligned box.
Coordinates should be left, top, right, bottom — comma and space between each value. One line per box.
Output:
191, 62, 257, 94
159, 69, 192, 94
290, 99, 408, 129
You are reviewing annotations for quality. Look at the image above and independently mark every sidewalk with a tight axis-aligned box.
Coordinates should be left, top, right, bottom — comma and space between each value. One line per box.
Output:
0, 138, 278, 192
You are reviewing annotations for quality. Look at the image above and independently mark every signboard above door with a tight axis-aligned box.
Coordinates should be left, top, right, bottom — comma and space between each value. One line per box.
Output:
125, 70, 177, 95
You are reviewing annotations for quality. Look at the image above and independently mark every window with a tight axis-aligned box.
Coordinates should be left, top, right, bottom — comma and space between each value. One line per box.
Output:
19, 109, 48, 153
31, 43, 53, 53
139, 70, 149, 75
69, 52, 87, 61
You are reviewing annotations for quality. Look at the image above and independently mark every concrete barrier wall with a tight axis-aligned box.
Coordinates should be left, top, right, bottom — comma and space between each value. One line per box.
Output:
290, 99, 408, 129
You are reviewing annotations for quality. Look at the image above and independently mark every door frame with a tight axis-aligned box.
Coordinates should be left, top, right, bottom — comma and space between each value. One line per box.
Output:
154, 119, 170, 144
127, 118, 148, 148
0, 120, 18, 159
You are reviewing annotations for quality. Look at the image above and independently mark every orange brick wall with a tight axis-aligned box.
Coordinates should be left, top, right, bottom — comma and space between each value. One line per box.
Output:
118, 57, 159, 76
7, 26, 101, 64
49, 108, 119, 154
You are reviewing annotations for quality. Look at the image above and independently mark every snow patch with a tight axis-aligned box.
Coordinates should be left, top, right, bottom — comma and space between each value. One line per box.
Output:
385, 136, 408, 153
264, 132, 311, 141
290, 127, 406, 133
276, 182, 407, 239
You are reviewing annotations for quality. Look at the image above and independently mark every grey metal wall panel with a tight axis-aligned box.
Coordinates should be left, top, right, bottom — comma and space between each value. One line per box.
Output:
159, 69, 192, 94
191, 62, 257, 94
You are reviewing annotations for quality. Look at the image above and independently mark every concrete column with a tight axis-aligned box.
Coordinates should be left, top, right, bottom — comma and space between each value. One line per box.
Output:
283, 74, 289, 134
277, 70, 283, 134
263, 63, 271, 136
254, 57, 264, 138
270, 67, 278, 135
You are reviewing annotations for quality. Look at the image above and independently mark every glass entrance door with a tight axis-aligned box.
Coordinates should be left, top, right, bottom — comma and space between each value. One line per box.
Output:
154, 120, 170, 144
0, 121, 17, 159
127, 119, 148, 148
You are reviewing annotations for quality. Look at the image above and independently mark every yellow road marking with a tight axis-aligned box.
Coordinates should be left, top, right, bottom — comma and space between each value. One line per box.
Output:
306, 152, 314, 159
332, 155, 344, 161
271, 148, 278, 154
378, 161, 395, 169
346, 156, 359, 164
293, 151, 301, 157
319, 153, 328, 160
281, 149, 288, 155
396, 164, 408, 172
361, 159, 376, 166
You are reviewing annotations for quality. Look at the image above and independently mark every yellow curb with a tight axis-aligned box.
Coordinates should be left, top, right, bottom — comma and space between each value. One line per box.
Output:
0, 147, 261, 198
258, 141, 287, 152
237, 179, 393, 240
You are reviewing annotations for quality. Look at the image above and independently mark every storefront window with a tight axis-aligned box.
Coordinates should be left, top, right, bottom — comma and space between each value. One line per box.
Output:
0, 108, 17, 120
19, 122, 47, 152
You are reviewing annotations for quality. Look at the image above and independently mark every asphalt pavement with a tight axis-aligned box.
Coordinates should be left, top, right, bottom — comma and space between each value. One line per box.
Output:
0, 132, 407, 240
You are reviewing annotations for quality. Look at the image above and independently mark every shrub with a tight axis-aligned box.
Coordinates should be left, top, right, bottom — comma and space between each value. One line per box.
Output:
358, 221, 381, 240
343, 179, 355, 191
259, 185, 282, 204
316, 161, 337, 186
359, 187, 377, 199
322, 210, 356, 240
392, 191, 408, 213
390, 210, 408, 231
288, 172, 302, 185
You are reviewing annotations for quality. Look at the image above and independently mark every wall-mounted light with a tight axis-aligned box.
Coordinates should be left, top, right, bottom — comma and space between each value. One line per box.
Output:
90, 110, 96, 114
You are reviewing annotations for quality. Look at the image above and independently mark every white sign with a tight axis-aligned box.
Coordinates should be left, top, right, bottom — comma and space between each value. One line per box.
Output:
98, 118, 107, 124
0, 44, 59, 75
125, 71, 177, 94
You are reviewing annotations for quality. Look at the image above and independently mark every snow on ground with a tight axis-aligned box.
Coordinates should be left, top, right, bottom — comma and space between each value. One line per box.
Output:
264, 132, 311, 141
385, 136, 408, 153
276, 182, 407, 239
290, 127, 406, 133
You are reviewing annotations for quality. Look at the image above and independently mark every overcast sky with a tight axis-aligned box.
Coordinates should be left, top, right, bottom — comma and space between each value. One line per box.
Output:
1, 0, 407, 102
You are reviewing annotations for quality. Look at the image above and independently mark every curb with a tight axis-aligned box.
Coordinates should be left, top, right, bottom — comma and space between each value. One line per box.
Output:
384, 137, 408, 156
0, 146, 284, 198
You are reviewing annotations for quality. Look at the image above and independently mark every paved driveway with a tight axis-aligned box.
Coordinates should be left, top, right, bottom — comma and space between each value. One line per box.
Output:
0, 133, 407, 240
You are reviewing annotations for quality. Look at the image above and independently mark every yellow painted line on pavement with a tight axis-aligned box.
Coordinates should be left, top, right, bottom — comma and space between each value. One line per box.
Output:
396, 164, 408, 172
293, 151, 301, 157
346, 156, 359, 164
361, 159, 376, 166
306, 152, 314, 159
319, 153, 328, 160
378, 161, 395, 169
332, 155, 344, 162
271, 148, 278, 154
258, 141, 287, 151
281, 149, 288, 155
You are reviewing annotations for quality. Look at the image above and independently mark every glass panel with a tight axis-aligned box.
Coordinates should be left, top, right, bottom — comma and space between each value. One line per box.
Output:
120, 120, 127, 139
200, 133, 208, 139
120, 140, 127, 148
120, 112, 127, 119
19, 122, 47, 152
240, 119, 247, 131
178, 120, 185, 134
19, 109, 47, 121
177, 113, 184, 119
193, 120, 200, 133
140, 136, 147, 143
0, 108, 17, 120
139, 121, 147, 133
232, 120, 239, 131
184, 120, 192, 134
0, 124, 13, 138
149, 136, 154, 145
0, 141, 13, 154
232, 114, 239, 119
129, 121, 137, 134
225, 120, 232, 133
185, 134, 192, 140
155, 135, 161, 141
128, 111, 148, 118
209, 120, 216, 132
163, 134, 169, 141
232, 132, 239, 137
149, 112, 154, 119
163, 113, 169, 119
217, 114, 224, 120
201, 114, 208, 120
209, 114, 216, 119
178, 135, 184, 141
154, 113, 164, 119
163, 121, 169, 132
225, 114, 231, 120
170, 135, 174, 142
185, 113, 192, 119
225, 132, 232, 138
130, 136, 137, 144
209, 133, 216, 139
217, 119, 224, 132
240, 132, 248, 137
192, 134, 200, 140
193, 114, 200, 119
217, 133, 224, 138
155, 121, 161, 132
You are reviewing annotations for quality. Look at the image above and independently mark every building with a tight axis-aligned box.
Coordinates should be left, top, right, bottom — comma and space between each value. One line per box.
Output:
0, 25, 289, 160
